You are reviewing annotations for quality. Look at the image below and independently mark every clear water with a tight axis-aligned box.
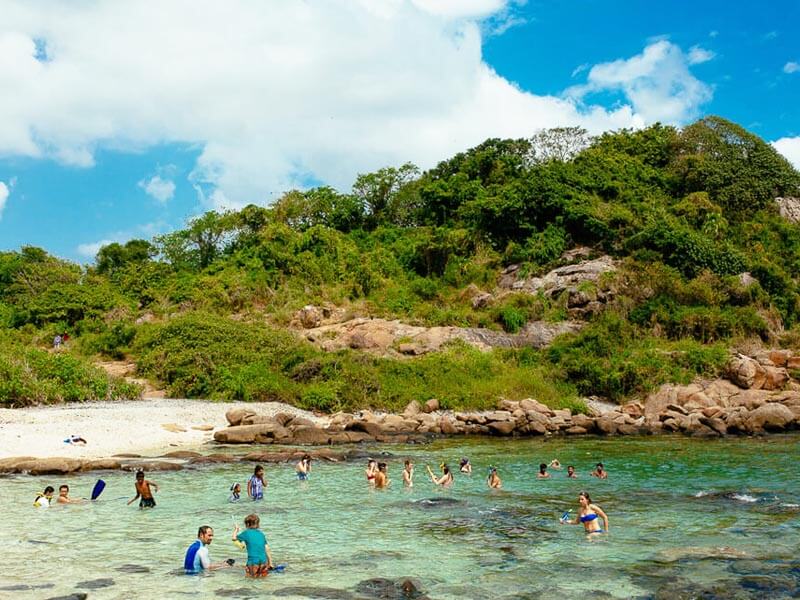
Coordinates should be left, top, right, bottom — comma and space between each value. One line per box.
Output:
1, 434, 799, 599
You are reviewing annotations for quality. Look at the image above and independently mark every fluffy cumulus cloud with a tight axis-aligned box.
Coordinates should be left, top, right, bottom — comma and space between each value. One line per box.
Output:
76, 239, 115, 258
566, 39, 713, 124
687, 45, 715, 65
784, 62, 800, 74
773, 137, 800, 170
139, 175, 176, 203
0, 2, 713, 210
0, 181, 8, 219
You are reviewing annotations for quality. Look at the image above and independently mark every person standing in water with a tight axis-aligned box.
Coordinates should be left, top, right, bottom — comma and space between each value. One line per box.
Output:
56, 484, 84, 505
296, 455, 311, 480
365, 459, 377, 485
247, 465, 267, 501
426, 464, 454, 487
537, 463, 551, 479
487, 467, 502, 489
459, 458, 472, 474
127, 470, 158, 508
229, 483, 242, 502
566, 465, 578, 479
233, 514, 274, 578
590, 463, 608, 479
374, 462, 390, 489
402, 460, 414, 487
34, 486, 55, 507
562, 492, 609, 536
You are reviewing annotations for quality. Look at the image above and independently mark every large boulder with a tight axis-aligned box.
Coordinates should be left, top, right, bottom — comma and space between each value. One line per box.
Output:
745, 403, 795, 432
487, 420, 516, 436
519, 398, 555, 417
214, 423, 289, 444
225, 408, 256, 427
423, 399, 440, 413
727, 355, 766, 389
402, 401, 421, 418
290, 426, 333, 445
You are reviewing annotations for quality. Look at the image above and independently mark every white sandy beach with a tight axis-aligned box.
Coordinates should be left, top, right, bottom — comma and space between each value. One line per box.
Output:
0, 399, 322, 459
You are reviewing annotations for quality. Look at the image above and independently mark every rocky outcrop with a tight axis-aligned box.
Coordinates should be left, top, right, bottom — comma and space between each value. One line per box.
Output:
301, 317, 582, 357
776, 197, 800, 223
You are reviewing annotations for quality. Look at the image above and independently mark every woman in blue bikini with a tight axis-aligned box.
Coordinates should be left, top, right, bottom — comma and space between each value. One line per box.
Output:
563, 492, 609, 536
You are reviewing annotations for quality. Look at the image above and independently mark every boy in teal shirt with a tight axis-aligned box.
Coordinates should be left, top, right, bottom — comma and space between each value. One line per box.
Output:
232, 513, 273, 577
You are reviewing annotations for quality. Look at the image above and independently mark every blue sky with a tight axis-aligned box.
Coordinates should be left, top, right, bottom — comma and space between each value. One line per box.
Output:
0, 0, 798, 263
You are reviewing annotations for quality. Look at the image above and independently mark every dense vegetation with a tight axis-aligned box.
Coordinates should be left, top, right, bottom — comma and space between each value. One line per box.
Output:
1, 116, 799, 410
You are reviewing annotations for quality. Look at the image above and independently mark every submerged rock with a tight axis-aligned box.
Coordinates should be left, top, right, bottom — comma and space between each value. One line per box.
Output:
0, 583, 55, 591
654, 546, 750, 563
271, 586, 356, 599
354, 577, 427, 599
215, 588, 261, 598
46, 595, 88, 600
115, 563, 151, 573
75, 577, 115, 589
413, 497, 462, 509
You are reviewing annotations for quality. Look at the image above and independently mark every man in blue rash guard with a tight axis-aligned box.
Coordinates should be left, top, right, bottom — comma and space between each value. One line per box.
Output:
184, 526, 231, 574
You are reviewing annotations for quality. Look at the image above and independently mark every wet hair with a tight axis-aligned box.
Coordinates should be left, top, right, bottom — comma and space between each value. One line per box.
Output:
135, 470, 145, 479
442, 464, 451, 475
59, 485, 69, 492
539, 463, 547, 472
460, 458, 469, 466
368, 459, 377, 466
579, 491, 592, 503
378, 462, 387, 471
596, 463, 604, 469
404, 459, 411, 467
244, 514, 260, 528
254, 465, 264, 475
302, 454, 311, 462
198, 525, 213, 537
43, 486, 55, 494
567, 465, 575, 471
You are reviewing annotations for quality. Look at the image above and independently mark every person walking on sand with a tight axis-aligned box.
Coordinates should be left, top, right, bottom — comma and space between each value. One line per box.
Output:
127, 470, 158, 508
247, 465, 267, 501
426, 464, 454, 487
402, 460, 414, 487
296, 455, 311, 481
487, 467, 502, 489
233, 514, 274, 578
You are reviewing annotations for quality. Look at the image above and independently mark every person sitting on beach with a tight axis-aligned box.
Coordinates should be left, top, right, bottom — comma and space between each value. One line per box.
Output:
567, 465, 578, 479
233, 514, 274, 578
590, 463, 608, 479
487, 467, 502, 489
426, 464, 454, 487
537, 463, 551, 479
56, 484, 83, 504
127, 470, 158, 508
34, 486, 55, 508
184, 526, 231, 574
402, 460, 414, 487
549, 459, 562, 470
296, 455, 311, 480
459, 458, 472, 474
562, 492, 609, 536
365, 459, 378, 485
248, 465, 267, 501
374, 462, 390, 489
229, 483, 241, 503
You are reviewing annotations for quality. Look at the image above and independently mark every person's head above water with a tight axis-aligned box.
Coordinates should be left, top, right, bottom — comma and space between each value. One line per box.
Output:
539, 463, 547, 473
59, 485, 69, 495
302, 454, 311, 464
579, 491, 592, 506
43, 486, 55, 497
378, 462, 387, 472
230, 482, 241, 492
244, 513, 260, 528
595, 463, 604, 471
567, 465, 575, 474
253, 465, 264, 477
460, 458, 469, 466
404, 459, 412, 468
136, 470, 145, 481
197, 525, 214, 544
441, 464, 450, 475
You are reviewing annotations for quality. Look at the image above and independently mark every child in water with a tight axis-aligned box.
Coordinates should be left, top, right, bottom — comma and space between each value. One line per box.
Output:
127, 470, 158, 508
296, 455, 311, 480
487, 467, 502, 489
248, 465, 267, 500
402, 460, 414, 487
34, 486, 55, 507
229, 483, 241, 502
233, 513, 274, 577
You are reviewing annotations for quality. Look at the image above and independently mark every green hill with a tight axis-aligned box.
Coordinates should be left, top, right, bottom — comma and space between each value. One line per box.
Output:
2, 116, 799, 411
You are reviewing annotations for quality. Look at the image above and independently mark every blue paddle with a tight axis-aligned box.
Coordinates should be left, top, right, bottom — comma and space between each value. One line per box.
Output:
90, 479, 106, 501
270, 564, 287, 573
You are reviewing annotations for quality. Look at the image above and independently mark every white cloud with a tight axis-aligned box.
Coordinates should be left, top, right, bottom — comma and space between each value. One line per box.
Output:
0, 2, 709, 210
566, 40, 713, 124
0, 181, 8, 220
76, 239, 115, 258
773, 137, 800, 170
687, 45, 715, 65
139, 175, 176, 203
784, 62, 800, 74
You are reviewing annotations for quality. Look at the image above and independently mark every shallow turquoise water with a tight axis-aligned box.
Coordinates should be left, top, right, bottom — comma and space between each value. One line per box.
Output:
1, 434, 799, 599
